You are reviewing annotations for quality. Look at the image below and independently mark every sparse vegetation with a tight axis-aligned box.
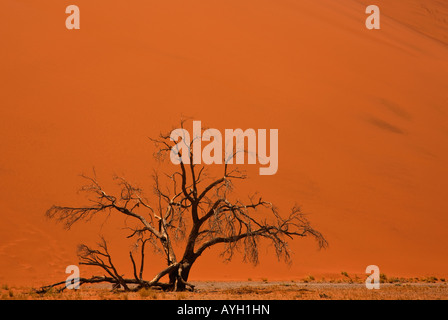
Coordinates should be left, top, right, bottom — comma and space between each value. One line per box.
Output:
139, 288, 158, 300
303, 275, 315, 283
176, 292, 187, 300
422, 276, 438, 283
1, 278, 448, 300
387, 277, 400, 284
341, 271, 353, 283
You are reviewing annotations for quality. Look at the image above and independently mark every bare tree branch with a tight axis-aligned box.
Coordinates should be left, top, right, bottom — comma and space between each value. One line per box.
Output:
41, 120, 327, 293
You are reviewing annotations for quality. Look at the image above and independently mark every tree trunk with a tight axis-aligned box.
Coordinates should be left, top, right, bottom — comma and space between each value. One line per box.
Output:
168, 261, 193, 291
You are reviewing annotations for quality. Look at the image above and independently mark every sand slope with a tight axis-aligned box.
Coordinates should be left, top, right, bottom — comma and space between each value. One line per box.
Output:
0, 0, 448, 286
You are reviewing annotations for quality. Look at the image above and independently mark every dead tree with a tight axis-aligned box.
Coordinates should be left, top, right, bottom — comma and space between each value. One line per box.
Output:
40, 122, 327, 293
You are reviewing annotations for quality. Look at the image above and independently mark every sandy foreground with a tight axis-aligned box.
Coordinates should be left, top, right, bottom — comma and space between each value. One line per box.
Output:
1, 280, 447, 300
1, 0, 448, 291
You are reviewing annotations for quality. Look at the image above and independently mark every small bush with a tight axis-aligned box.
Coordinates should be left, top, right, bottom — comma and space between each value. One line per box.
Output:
388, 277, 400, 283
423, 276, 438, 283
302, 275, 315, 283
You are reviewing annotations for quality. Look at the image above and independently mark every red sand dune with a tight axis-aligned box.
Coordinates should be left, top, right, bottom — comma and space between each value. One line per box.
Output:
1, 0, 448, 287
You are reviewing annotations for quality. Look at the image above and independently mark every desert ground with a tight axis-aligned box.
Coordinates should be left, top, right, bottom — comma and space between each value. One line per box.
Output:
1, 0, 448, 295
2, 276, 448, 300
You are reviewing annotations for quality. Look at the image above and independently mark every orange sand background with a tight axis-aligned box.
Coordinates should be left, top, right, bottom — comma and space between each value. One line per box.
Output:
1, 0, 448, 286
